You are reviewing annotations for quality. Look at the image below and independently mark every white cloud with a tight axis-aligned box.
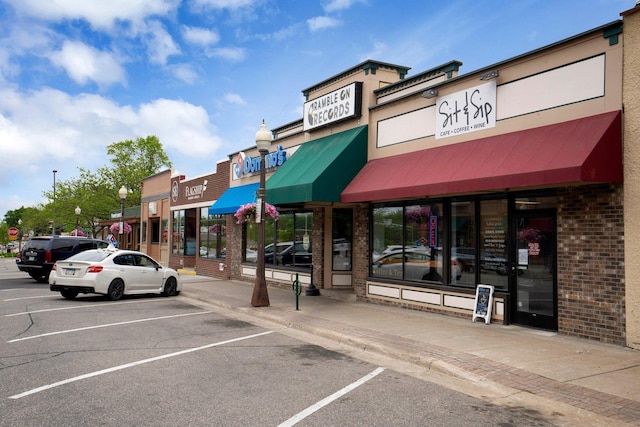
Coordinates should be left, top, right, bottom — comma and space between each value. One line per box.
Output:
182, 26, 221, 46
145, 21, 181, 65
307, 16, 341, 32
190, 0, 256, 10
323, 0, 367, 13
172, 64, 199, 84
205, 46, 246, 61
137, 98, 222, 156
48, 41, 127, 87
0, 86, 222, 174
223, 93, 247, 105
5, 0, 180, 30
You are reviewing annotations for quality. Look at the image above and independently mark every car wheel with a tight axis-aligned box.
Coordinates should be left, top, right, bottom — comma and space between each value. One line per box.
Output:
60, 289, 79, 300
107, 279, 125, 301
31, 272, 48, 283
162, 277, 178, 297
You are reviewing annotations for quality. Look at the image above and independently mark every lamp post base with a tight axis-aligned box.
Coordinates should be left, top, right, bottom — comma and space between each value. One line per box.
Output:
251, 278, 270, 307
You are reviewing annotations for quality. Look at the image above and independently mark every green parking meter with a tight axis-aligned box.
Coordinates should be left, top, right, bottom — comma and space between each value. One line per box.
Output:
292, 273, 302, 310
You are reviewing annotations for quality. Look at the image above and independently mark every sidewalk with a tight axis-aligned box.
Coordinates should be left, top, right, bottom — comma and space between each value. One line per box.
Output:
179, 275, 640, 426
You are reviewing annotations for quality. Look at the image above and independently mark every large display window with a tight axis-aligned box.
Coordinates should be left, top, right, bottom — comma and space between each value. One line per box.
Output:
371, 203, 446, 284
243, 210, 313, 270
200, 208, 226, 259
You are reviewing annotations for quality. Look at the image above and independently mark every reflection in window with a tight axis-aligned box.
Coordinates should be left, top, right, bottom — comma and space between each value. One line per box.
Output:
199, 208, 226, 259
371, 204, 444, 284
242, 210, 311, 270
332, 209, 352, 271
480, 199, 508, 290
451, 200, 475, 288
172, 210, 184, 255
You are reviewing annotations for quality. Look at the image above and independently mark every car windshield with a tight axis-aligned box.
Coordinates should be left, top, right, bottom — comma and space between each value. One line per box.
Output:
24, 239, 50, 250
66, 251, 112, 262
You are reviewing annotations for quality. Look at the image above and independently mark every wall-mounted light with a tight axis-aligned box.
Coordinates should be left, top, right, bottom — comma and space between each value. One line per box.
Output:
480, 70, 499, 81
421, 88, 438, 99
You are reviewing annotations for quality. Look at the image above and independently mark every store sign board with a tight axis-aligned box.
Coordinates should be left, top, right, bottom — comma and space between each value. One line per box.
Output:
303, 82, 362, 131
233, 145, 287, 179
435, 81, 496, 139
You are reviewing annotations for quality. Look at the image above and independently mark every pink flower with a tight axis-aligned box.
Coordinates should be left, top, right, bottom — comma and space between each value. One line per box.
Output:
110, 222, 132, 234
234, 202, 279, 224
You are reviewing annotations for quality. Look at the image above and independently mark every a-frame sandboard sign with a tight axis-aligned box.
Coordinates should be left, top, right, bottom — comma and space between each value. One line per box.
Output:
472, 284, 494, 324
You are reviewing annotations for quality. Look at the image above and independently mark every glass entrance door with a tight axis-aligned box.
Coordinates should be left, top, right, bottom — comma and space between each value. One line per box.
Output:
513, 211, 557, 330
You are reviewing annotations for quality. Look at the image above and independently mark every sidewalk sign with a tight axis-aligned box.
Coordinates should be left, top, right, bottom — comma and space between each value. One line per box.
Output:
472, 284, 494, 324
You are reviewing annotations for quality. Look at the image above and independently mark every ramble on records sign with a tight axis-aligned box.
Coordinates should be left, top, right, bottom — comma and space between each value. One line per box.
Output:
303, 82, 362, 131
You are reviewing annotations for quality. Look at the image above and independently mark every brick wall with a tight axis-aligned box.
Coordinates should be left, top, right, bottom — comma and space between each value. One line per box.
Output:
311, 207, 325, 288
352, 204, 369, 298
557, 183, 625, 344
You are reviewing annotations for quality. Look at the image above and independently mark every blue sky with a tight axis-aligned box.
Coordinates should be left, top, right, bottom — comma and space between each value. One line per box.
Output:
0, 0, 631, 219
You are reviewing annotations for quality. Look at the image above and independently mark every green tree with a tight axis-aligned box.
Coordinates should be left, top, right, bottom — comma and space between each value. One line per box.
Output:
36, 135, 173, 237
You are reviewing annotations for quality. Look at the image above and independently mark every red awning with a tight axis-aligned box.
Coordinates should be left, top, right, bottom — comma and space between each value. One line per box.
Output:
341, 111, 622, 203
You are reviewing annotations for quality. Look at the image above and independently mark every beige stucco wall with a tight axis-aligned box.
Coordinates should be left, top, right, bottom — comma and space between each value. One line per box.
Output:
623, 5, 640, 349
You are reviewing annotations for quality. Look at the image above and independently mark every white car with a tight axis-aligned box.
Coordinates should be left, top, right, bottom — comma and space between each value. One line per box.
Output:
49, 247, 182, 301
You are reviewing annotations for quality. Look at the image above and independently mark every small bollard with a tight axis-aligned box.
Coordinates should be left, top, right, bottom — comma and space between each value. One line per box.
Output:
292, 273, 302, 311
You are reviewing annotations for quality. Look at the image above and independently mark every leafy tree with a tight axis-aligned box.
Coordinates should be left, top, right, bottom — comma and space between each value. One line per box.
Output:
31, 135, 172, 237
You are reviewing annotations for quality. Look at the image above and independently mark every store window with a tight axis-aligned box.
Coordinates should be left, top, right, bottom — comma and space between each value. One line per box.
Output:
172, 210, 198, 255
371, 203, 444, 283
200, 208, 226, 259
172, 210, 184, 255
480, 199, 508, 290
151, 218, 160, 244
451, 200, 476, 288
184, 209, 197, 256
243, 210, 312, 270
141, 221, 147, 244
162, 219, 168, 245
332, 209, 352, 271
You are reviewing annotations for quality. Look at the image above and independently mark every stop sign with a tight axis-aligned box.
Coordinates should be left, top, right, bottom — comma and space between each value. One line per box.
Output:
8, 227, 18, 241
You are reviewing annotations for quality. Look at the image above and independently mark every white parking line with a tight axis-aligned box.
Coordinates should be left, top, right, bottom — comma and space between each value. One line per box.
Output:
277, 367, 386, 427
8, 311, 212, 343
9, 330, 274, 399
5, 298, 165, 317
4, 295, 58, 302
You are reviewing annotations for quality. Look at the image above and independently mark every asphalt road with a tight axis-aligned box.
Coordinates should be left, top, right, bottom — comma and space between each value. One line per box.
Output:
1, 258, 555, 426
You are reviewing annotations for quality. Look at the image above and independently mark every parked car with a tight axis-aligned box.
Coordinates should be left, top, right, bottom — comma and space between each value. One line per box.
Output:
264, 241, 312, 267
49, 247, 182, 301
16, 236, 110, 283
372, 248, 462, 281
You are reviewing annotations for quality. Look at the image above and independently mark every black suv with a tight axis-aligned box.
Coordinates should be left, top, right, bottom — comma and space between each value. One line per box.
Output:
16, 236, 110, 282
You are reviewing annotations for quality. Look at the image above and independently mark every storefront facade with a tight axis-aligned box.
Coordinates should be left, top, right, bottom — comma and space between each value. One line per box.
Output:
168, 161, 231, 278
209, 17, 634, 346
140, 169, 172, 265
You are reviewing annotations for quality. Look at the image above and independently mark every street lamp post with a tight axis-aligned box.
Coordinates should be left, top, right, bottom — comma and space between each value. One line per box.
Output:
75, 206, 81, 235
18, 219, 22, 252
251, 120, 272, 307
52, 170, 57, 235
118, 186, 127, 249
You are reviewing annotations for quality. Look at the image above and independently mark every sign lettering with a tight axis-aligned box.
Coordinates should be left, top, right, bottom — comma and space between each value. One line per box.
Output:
436, 81, 496, 139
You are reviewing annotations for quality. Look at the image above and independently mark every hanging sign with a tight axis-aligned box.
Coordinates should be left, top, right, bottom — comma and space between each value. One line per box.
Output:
472, 284, 494, 324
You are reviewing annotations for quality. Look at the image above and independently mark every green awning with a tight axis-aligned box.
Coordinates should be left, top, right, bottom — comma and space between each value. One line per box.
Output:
266, 125, 368, 205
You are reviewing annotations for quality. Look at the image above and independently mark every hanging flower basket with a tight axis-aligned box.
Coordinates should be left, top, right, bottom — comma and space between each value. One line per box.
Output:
69, 229, 85, 236
234, 202, 279, 224
110, 222, 132, 234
